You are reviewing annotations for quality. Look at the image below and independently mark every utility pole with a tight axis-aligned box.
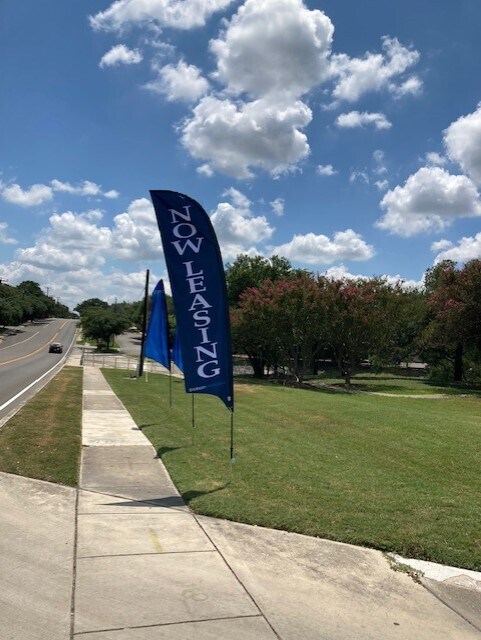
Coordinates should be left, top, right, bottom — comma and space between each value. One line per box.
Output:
137, 269, 150, 377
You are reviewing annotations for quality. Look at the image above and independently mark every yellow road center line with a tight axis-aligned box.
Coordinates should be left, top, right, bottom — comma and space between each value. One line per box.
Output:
0, 320, 69, 367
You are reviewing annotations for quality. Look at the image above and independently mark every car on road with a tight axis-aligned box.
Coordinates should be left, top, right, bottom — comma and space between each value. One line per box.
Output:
49, 342, 63, 353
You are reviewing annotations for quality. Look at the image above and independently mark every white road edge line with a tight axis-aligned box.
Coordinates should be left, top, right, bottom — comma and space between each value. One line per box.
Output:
0, 359, 64, 413
0, 326, 75, 414
0, 331, 39, 351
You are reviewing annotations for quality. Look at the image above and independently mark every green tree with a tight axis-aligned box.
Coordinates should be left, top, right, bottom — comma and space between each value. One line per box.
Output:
319, 277, 399, 387
422, 259, 481, 382
232, 276, 325, 381
225, 254, 310, 306
75, 298, 109, 316
81, 308, 130, 351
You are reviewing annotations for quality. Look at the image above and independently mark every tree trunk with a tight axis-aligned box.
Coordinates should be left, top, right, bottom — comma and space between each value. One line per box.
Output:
454, 342, 463, 382
248, 355, 265, 378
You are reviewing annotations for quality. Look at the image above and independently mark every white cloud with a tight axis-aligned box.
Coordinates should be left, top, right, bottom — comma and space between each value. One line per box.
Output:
179, 0, 335, 178
270, 197, 285, 217
17, 244, 105, 272
430, 239, 453, 252
373, 149, 387, 174
0, 222, 17, 245
444, 103, 481, 185
196, 164, 214, 177
223, 187, 251, 210
317, 164, 337, 176
375, 180, 389, 191
270, 229, 375, 265
322, 263, 422, 289
110, 197, 163, 260
99, 44, 143, 68
350, 170, 369, 184
2, 183, 53, 207
210, 0, 334, 100
433, 233, 481, 264
144, 60, 209, 101
181, 96, 311, 178
389, 75, 422, 98
336, 111, 392, 130
210, 189, 274, 259
330, 36, 421, 102
89, 0, 234, 31
376, 167, 481, 237
425, 151, 446, 166
51, 179, 119, 198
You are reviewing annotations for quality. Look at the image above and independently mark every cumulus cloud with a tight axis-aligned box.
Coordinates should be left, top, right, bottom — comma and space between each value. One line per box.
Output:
210, 189, 274, 259
322, 263, 422, 289
181, 96, 311, 178
51, 179, 119, 198
336, 111, 392, 130
425, 152, 447, 166
389, 75, 422, 98
270, 229, 375, 265
330, 36, 421, 102
270, 198, 285, 217
144, 60, 209, 101
376, 167, 481, 237
89, 0, 235, 31
99, 44, 143, 68
444, 103, 481, 185
177, 0, 337, 178
2, 183, 53, 207
210, 0, 334, 100
430, 239, 453, 252
433, 233, 481, 264
317, 164, 337, 176
110, 197, 163, 260
0, 222, 17, 245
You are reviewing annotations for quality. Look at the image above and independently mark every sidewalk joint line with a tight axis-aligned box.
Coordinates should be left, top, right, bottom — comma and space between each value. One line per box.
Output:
77, 550, 216, 559
73, 613, 265, 635
191, 515, 283, 640
421, 580, 481, 633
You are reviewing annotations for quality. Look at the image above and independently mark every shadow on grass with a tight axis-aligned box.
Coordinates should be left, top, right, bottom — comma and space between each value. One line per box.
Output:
138, 422, 162, 430
155, 445, 184, 458
182, 483, 229, 504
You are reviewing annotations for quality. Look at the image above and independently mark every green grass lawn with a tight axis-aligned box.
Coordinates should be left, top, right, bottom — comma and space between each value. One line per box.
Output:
0, 367, 82, 485
104, 369, 481, 570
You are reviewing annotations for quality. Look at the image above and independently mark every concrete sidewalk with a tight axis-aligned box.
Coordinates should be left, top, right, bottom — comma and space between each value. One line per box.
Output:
1, 365, 481, 639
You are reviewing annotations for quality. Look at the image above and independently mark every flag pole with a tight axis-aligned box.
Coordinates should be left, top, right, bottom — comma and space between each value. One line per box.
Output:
192, 394, 195, 445
169, 364, 172, 409
229, 409, 235, 480
137, 268, 150, 378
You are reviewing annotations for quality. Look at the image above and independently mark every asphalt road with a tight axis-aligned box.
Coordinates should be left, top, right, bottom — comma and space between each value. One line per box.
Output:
0, 318, 77, 427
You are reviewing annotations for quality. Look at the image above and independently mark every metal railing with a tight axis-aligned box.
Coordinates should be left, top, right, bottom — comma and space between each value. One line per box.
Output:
79, 348, 182, 376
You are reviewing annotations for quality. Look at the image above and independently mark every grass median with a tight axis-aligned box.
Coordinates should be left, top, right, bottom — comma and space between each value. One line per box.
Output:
0, 366, 82, 486
104, 369, 481, 571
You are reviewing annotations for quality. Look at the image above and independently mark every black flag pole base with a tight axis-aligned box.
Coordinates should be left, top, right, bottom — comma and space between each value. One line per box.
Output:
229, 409, 235, 480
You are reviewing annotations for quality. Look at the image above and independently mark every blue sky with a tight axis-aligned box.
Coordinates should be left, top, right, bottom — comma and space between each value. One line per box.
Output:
1, 0, 481, 308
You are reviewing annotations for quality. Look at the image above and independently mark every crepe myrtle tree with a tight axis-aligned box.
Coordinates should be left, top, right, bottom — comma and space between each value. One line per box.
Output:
422, 259, 481, 382
318, 277, 399, 387
231, 276, 325, 382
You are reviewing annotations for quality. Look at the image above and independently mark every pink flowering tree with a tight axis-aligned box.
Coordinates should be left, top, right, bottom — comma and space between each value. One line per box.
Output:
318, 277, 398, 387
231, 277, 325, 381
